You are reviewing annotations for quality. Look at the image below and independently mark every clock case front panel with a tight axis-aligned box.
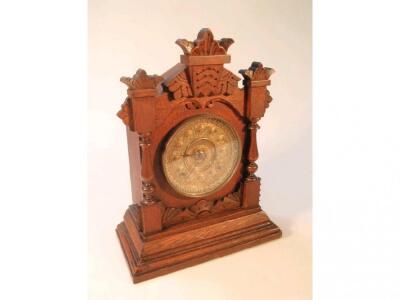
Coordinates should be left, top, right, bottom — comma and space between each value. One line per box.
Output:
116, 29, 281, 283
153, 93, 246, 208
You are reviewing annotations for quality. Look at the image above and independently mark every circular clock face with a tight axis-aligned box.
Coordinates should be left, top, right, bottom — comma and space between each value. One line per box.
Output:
162, 115, 241, 197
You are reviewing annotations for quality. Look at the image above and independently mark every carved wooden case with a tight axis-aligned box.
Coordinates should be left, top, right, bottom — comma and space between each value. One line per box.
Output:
116, 28, 281, 283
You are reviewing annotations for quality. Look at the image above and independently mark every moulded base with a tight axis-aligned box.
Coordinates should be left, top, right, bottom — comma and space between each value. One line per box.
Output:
116, 207, 282, 283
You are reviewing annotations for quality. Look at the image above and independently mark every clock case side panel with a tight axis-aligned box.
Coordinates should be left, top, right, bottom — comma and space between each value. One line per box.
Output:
118, 69, 165, 236
126, 127, 142, 205
240, 62, 275, 209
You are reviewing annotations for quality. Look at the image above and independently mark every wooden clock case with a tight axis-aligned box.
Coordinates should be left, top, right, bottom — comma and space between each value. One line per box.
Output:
116, 28, 281, 283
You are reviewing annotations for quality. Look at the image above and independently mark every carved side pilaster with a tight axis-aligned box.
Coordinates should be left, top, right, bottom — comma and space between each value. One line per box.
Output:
120, 69, 162, 205
138, 132, 162, 235
119, 68, 163, 235
240, 62, 275, 208
247, 120, 260, 181
138, 133, 154, 204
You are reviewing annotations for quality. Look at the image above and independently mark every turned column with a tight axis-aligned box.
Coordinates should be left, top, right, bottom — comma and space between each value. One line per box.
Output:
138, 132, 154, 204
119, 69, 164, 235
240, 62, 274, 208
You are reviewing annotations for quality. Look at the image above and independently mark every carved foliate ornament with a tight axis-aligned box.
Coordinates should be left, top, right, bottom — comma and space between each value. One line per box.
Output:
117, 98, 132, 128
120, 68, 163, 90
239, 61, 275, 81
162, 191, 241, 227
176, 28, 234, 55
165, 28, 240, 98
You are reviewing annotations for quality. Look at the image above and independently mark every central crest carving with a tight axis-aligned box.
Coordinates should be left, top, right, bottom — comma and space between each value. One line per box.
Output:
163, 28, 240, 99
176, 28, 234, 56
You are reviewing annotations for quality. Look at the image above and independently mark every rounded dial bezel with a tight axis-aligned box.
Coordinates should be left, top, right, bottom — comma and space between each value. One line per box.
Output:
161, 114, 242, 198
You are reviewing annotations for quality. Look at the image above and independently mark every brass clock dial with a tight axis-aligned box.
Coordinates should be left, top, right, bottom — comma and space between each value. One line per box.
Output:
162, 115, 241, 197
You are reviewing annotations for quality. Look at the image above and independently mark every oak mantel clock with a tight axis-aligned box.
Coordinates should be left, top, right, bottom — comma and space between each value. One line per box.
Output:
116, 28, 282, 283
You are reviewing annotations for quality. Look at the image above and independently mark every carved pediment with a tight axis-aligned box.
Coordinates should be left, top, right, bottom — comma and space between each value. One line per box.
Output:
163, 28, 240, 99
165, 70, 193, 99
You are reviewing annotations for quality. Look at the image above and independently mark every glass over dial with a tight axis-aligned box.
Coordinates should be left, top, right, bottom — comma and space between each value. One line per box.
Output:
162, 115, 241, 197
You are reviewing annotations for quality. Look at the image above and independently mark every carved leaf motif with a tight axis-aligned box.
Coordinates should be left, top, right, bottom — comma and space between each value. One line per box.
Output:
117, 98, 132, 127
120, 69, 163, 90
183, 99, 202, 110
265, 89, 273, 108
166, 66, 239, 98
191, 65, 221, 97
193, 29, 225, 55
175, 39, 195, 55
212, 193, 241, 213
166, 71, 193, 99
219, 68, 240, 95
162, 207, 195, 227
219, 38, 234, 52
162, 192, 241, 227
176, 28, 233, 56
239, 62, 275, 81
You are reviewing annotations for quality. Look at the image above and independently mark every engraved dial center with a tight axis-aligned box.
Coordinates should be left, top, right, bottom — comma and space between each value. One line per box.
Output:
162, 115, 241, 197
184, 138, 216, 172
193, 150, 205, 160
